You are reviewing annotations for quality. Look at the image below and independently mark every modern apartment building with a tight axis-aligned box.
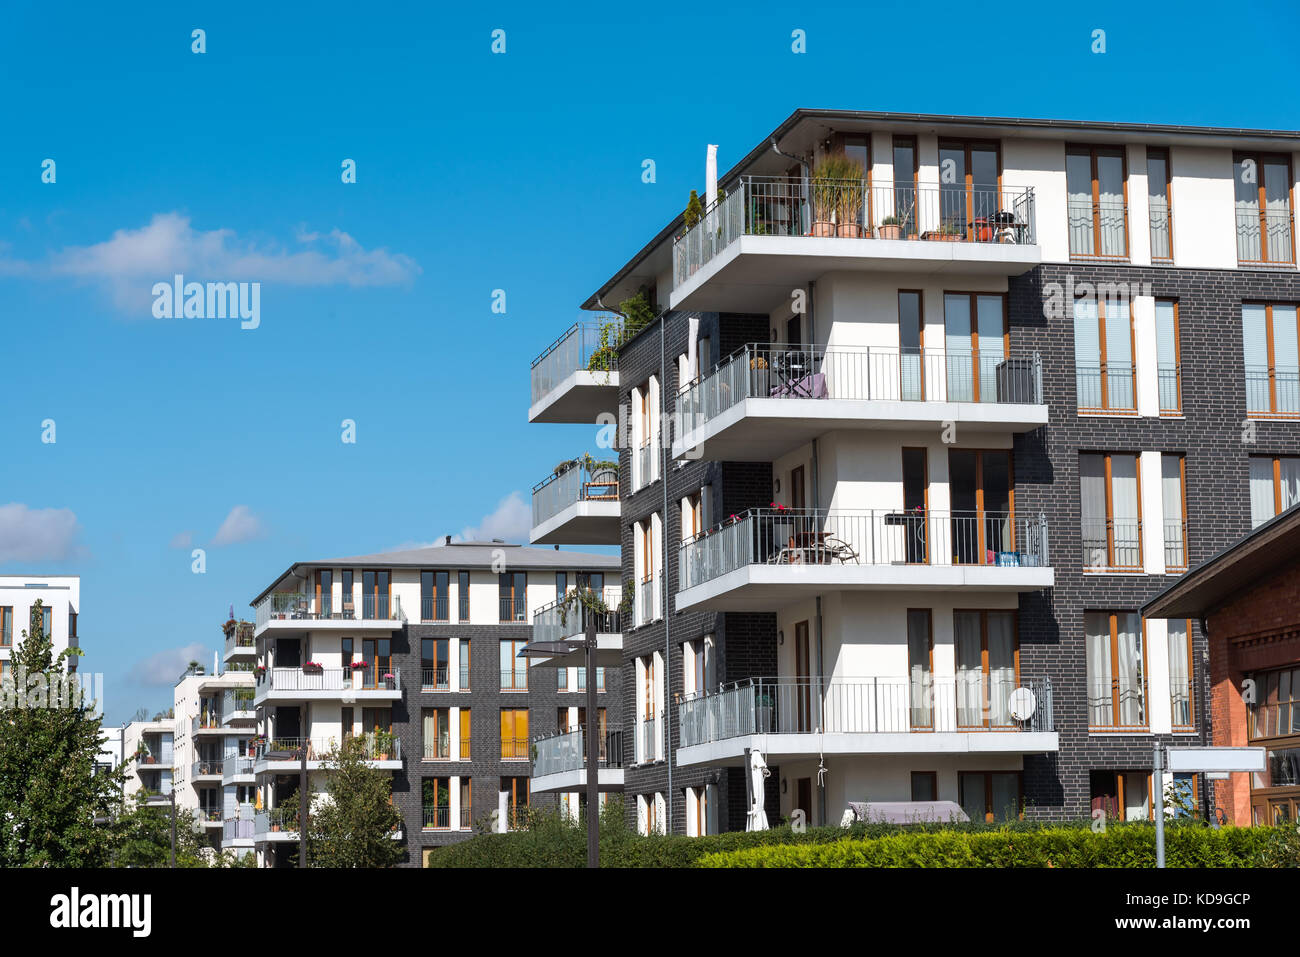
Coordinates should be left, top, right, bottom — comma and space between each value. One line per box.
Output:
122, 716, 175, 801
527, 108, 1300, 832
0, 575, 80, 678
246, 538, 619, 866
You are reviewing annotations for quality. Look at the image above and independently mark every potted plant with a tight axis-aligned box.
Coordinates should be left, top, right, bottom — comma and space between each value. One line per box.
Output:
809, 152, 860, 237
683, 189, 704, 230
383, 672, 396, 690
835, 157, 867, 237
878, 215, 903, 240
302, 660, 323, 673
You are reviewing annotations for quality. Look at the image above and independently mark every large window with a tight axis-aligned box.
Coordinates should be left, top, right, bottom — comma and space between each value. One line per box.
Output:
422, 778, 451, 830
948, 449, 1013, 565
421, 638, 449, 690
1250, 667, 1300, 740
1146, 146, 1173, 262
459, 709, 471, 759
361, 570, 390, 619
1162, 454, 1188, 572
892, 135, 919, 237
498, 571, 526, 622
359, 638, 391, 690
421, 570, 449, 621
907, 609, 933, 729
1085, 612, 1147, 730
1067, 144, 1128, 260
499, 710, 529, 760
954, 610, 1018, 728
0, 607, 10, 647
1155, 299, 1181, 414
458, 637, 471, 690
1249, 455, 1300, 527
942, 293, 1007, 403
1073, 295, 1136, 413
457, 571, 470, 621
502, 776, 529, 829
938, 139, 1000, 241
499, 639, 528, 690
1090, 770, 1151, 821
898, 290, 925, 401
1242, 303, 1299, 418
1234, 152, 1295, 265
1080, 452, 1142, 571
959, 771, 1021, 823
1168, 619, 1194, 731
1248, 667, 1300, 825
422, 709, 450, 760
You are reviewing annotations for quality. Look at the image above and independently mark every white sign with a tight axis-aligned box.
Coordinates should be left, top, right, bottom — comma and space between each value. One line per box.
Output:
1166, 747, 1266, 773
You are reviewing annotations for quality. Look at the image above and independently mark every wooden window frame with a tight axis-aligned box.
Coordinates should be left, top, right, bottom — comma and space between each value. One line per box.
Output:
937, 138, 1003, 242
1146, 146, 1174, 263
907, 608, 934, 730
959, 770, 1023, 823
910, 770, 938, 802
833, 132, 873, 231
953, 609, 1020, 729
1086, 611, 1150, 732
1076, 295, 1139, 415
1082, 451, 1144, 572
1165, 454, 1189, 573
1155, 299, 1183, 416
1066, 143, 1130, 261
500, 638, 528, 691
1244, 302, 1300, 419
898, 289, 926, 398
947, 447, 1016, 564
458, 570, 471, 622
0, 607, 11, 647
942, 291, 1009, 404
499, 709, 529, 761
1169, 618, 1195, 732
1234, 152, 1297, 266
1090, 769, 1155, 821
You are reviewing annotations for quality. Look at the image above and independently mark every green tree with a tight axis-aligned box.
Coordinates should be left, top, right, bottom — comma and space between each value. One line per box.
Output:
0, 600, 125, 866
110, 796, 257, 868
303, 734, 403, 867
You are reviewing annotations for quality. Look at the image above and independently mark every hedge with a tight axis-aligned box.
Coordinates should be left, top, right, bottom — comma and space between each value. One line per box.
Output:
695, 824, 1300, 868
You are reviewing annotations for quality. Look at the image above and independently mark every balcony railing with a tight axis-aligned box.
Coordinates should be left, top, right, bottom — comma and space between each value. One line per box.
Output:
498, 596, 528, 623
225, 622, 255, 654
679, 345, 1042, 430
1236, 207, 1295, 265
1081, 519, 1143, 572
420, 596, 450, 622
255, 592, 405, 628
672, 177, 1037, 287
258, 666, 400, 693
1075, 362, 1137, 413
680, 508, 1050, 591
1170, 675, 1195, 731
191, 758, 222, 777
422, 666, 449, 691
1148, 200, 1173, 262
636, 576, 660, 626
256, 806, 300, 835
1087, 677, 1148, 731
532, 463, 620, 526
501, 736, 529, 760
223, 810, 255, 841
637, 714, 662, 764
1068, 199, 1129, 261
1157, 362, 1182, 414
500, 669, 528, 691
1245, 364, 1300, 418
198, 807, 222, 823
1164, 519, 1188, 573
460, 735, 471, 760
254, 734, 402, 763
533, 726, 624, 776
635, 443, 654, 491
679, 676, 1055, 749
422, 805, 452, 830
531, 318, 625, 404
575, 668, 606, 693
423, 733, 452, 761
223, 755, 255, 778
193, 712, 222, 733
532, 585, 625, 644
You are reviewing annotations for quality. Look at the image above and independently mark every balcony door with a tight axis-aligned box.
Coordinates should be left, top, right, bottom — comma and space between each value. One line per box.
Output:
898, 290, 925, 401
938, 140, 1000, 240
907, 609, 934, 729
361, 570, 390, 619
943, 293, 1006, 403
362, 638, 391, 689
1234, 152, 1295, 265
314, 569, 332, 618
902, 447, 929, 563
1067, 145, 1128, 259
793, 620, 810, 732
955, 610, 1018, 728
948, 450, 1013, 565
1086, 611, 1147, 730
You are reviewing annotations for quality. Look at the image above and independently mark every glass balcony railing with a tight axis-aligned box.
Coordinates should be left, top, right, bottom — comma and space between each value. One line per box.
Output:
532, 726, 624, 776
530, 318, 626, 404
257, 666, 400, 693
532, 585, 624, 644
532, 462, 620, 527
255, 592, 405, 628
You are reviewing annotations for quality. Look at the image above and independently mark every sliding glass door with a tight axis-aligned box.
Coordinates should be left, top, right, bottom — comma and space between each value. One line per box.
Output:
949, 450, 1013, 565
955, 610, 1018, 728
944, 293, 1006, 403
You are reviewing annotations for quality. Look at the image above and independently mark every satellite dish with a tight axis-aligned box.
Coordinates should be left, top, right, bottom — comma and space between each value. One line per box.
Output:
1008, 686, 1037, 722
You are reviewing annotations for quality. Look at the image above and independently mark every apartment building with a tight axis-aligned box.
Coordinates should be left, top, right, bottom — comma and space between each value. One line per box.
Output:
527, 108, 1300, 832
122, 716, 175, 802
246, 538, 619, 866
0, 575, 80, 679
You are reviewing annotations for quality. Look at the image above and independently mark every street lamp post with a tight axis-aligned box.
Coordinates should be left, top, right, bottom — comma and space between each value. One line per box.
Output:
585, 612, 598, 868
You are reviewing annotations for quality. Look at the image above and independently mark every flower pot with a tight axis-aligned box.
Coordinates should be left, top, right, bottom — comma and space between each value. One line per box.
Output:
809, 221, 835, 237
836, 223, 865, 238
877, 224, 903, 240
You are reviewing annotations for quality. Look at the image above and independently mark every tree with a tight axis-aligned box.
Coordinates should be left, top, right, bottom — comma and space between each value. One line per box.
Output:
303, 734, 403, 867
110, 797, 257, 868
0, 600, 126, 866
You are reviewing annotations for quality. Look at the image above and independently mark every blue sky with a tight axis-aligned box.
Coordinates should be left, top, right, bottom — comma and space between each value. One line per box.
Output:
1, 0, 1297, 722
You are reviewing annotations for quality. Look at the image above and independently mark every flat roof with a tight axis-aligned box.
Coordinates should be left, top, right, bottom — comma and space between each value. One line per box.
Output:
582, 107, 1300, 310
1142, 505, 1300, 619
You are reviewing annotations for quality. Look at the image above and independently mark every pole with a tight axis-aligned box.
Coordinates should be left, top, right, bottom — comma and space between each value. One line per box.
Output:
169, 789, 176, 868
1153, 745, 1165, 869
585, 611, 599, 868
299, 744, 308, 868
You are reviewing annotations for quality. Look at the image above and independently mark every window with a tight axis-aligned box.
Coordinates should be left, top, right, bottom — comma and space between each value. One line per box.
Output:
635, 516, 661, 625
1067, 144, 1128, 260
636, 653, 662, 764
420, 570, 449, 621
937, 139, 1000, 241
891, 135, 919, 237
576, 666, 605, 693
1249, 666, 1300, 740
911, 771, 937, 802
634, 377, 659, 491
359, 638, 391, 689
502, 776, 528, 829
1168, 620, 1194, 731
421, 638, 449, 690
686, 784, 719, 836
341, 570, 354, 616
422, 709, 451, 760
1146, 147, 1173, 262
942, 293, 1007, 403
41, 605, 52, 638
1080, 452, 1142, 571
683, 635, 715, 697
1155, 300, 1181, 414
422, 778, 451, 829
907, 609, 933, 729
1090, 770, 1151, 821
954, 610, 1018, 728
558, 667, 568, 692
458, 637, 471, 690
1247, 667, 1300, 824
1073, 294, 1135, 413
499, 710, 528, 760
898, 291, 925, 400
314, 569, 332, 618
638, 792, 666, 835
947, 449, 1013, 565
498, 571, 526, 622
459, 709, 471, 759
1249, 455, 1300, 527
500, 639, 528, 690
959, 771, 1021, 822
1234, 152, 1295, 265
1242, 303, 1300, 418
361, 570, 390, 619
457, 571, 470, 621
1086, 612, 1147, 730
0, 607, 10, 647
1162, 454, 1188, 572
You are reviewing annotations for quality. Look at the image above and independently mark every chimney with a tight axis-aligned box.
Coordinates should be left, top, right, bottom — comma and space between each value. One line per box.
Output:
445, 535, 451, 545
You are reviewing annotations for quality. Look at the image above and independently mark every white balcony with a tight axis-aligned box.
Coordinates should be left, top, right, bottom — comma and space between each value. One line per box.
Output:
527, 586, 624, 667
676, 676, 1058, 768
530, 726, 625, 793
253, 592, 405, 636
252, 734, 403, 774
530, 461, 620, 545
671, 178, 1039, 313
529, 320, 624, 424
678, 508, 1052, 612
254, 666, 402, 704
673, 344, 1046, 461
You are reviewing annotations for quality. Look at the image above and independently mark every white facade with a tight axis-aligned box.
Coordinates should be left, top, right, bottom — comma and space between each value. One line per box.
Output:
0, 575, 80, 677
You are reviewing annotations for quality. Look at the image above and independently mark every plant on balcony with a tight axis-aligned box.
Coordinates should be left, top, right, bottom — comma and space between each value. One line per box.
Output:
683, 189, 704, 229
878, 214, 903, 241
618, 291, 656, 340
302, 661, 323, 672
835, 156, 867, 238
810, 152, 859, 237
349, 660, 368, 669
254, 664, 266, 676
373, 729, 395, 760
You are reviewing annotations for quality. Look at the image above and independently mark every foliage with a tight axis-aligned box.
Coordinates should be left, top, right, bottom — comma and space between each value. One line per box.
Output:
811, 152, 862, 222
617, 291, 657, 339
110, 798, 226, 868
0, 600, 126, 866
683, 189, 704, 228
301, 734, 403, 867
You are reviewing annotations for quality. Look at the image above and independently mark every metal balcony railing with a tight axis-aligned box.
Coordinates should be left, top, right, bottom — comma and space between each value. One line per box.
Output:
575, 668, 606, 693
420, 595, 449, 622
501, 736, 530, 760
221, 688, 256, 723
1245, 364, 1300, 418
225, 622, 255, 654
422, 805, 452, 830
636, 714, 662, 764
254, 734, 402, 763
258, 666, 400, 693
460, 806, 472, 829
678, 344, 1042, 432
1075, 362, 1137, 413
423, 733, 452, 761
256, 806, 300, 835
1157, 362, 1182, 414
1068, 199, 1129, 261
532, 727, 624, 776
255, 592, 405, 628
1148, 199, 1173, 262
498, 596, 528, 623
191, 758, 222, 777
530, 318, 626, 404
679, 508, 1050, 591
222, 755, 255, 778
1164, 519, 1189, 573
532, 585, 625, 644
500, 668, 528, 691
1081, 518, 1143, 571
532, 463, 620, 527
635, 443, 655, 491
223, 810, 255, 841
422, 666, 449, 691
636, 576, 660, 627
1170, 676, 1195, 730
1087, 676, 1148, 731
679, 676, 1055, 748
1236, 208, 1295, 265
193, 712, 222, 733
672, 177, 1037, 287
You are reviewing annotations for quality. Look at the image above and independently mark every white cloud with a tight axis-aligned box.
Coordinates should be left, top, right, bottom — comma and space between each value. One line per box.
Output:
0, 504, 80, 563
169, 530, 193, 549
210, 505, 266, 546
4, 212, 420, 311
454, 492, 531, 544
128, 643, 211, 687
